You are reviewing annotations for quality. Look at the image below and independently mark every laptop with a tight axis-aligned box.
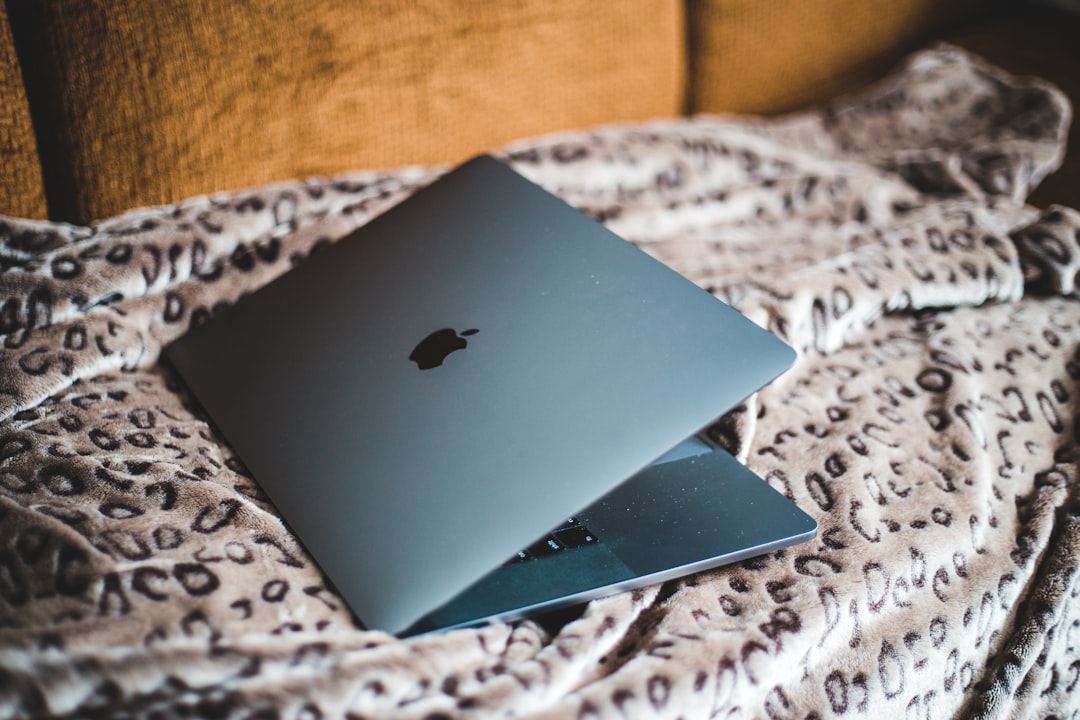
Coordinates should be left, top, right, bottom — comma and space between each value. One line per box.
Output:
164, 155, 817, 637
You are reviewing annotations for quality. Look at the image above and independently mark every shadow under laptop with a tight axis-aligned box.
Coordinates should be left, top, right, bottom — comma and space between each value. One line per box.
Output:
531, 602, 589, 635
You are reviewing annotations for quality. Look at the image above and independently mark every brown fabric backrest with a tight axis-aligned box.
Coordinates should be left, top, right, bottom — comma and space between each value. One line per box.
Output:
12, 0, 685, 224
0, 2, 46, 220
687, 0, 988, 115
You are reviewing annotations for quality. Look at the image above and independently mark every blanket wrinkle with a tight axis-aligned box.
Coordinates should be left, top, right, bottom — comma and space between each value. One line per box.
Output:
966, 486, 1080, 719
757, 45, 1071, 203
1, 46, 1079, 719
1010, 204, 1080, 296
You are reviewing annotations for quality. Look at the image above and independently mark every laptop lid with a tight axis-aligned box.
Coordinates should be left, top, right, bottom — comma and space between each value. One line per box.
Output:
164, 156, 797, 635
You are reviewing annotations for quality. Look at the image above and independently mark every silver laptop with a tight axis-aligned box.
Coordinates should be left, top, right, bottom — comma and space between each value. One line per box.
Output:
164, 155, 816, 636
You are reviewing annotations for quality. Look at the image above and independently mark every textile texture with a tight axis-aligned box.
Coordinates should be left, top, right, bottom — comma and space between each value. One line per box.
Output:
686, 0, 983, 114
8, 0, 683, 225
0, 3, 46, 220
0, 47, 1078, 718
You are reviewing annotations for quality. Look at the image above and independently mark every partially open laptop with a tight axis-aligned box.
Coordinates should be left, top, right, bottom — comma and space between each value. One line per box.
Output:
164, 155, 816, 636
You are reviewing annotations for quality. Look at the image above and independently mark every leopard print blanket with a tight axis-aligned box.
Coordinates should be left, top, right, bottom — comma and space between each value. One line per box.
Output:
1, 46, 1078, 719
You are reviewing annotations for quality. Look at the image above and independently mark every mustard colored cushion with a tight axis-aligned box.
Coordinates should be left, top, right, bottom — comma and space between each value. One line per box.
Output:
687, 0, 986, 115
0, 4, 47, 220
16, 0, 684, 224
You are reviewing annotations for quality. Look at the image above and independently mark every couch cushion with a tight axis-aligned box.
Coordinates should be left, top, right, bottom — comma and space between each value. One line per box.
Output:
12, 0, 684, 224
687, 0, 986, 115
0, 3, 47, 220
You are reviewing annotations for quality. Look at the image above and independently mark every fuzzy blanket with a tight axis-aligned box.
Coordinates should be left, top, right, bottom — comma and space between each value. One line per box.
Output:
1, 47, 1078, 719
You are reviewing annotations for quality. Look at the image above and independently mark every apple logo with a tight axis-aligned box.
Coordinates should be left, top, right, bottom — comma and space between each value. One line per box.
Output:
409, 328, 479, 370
